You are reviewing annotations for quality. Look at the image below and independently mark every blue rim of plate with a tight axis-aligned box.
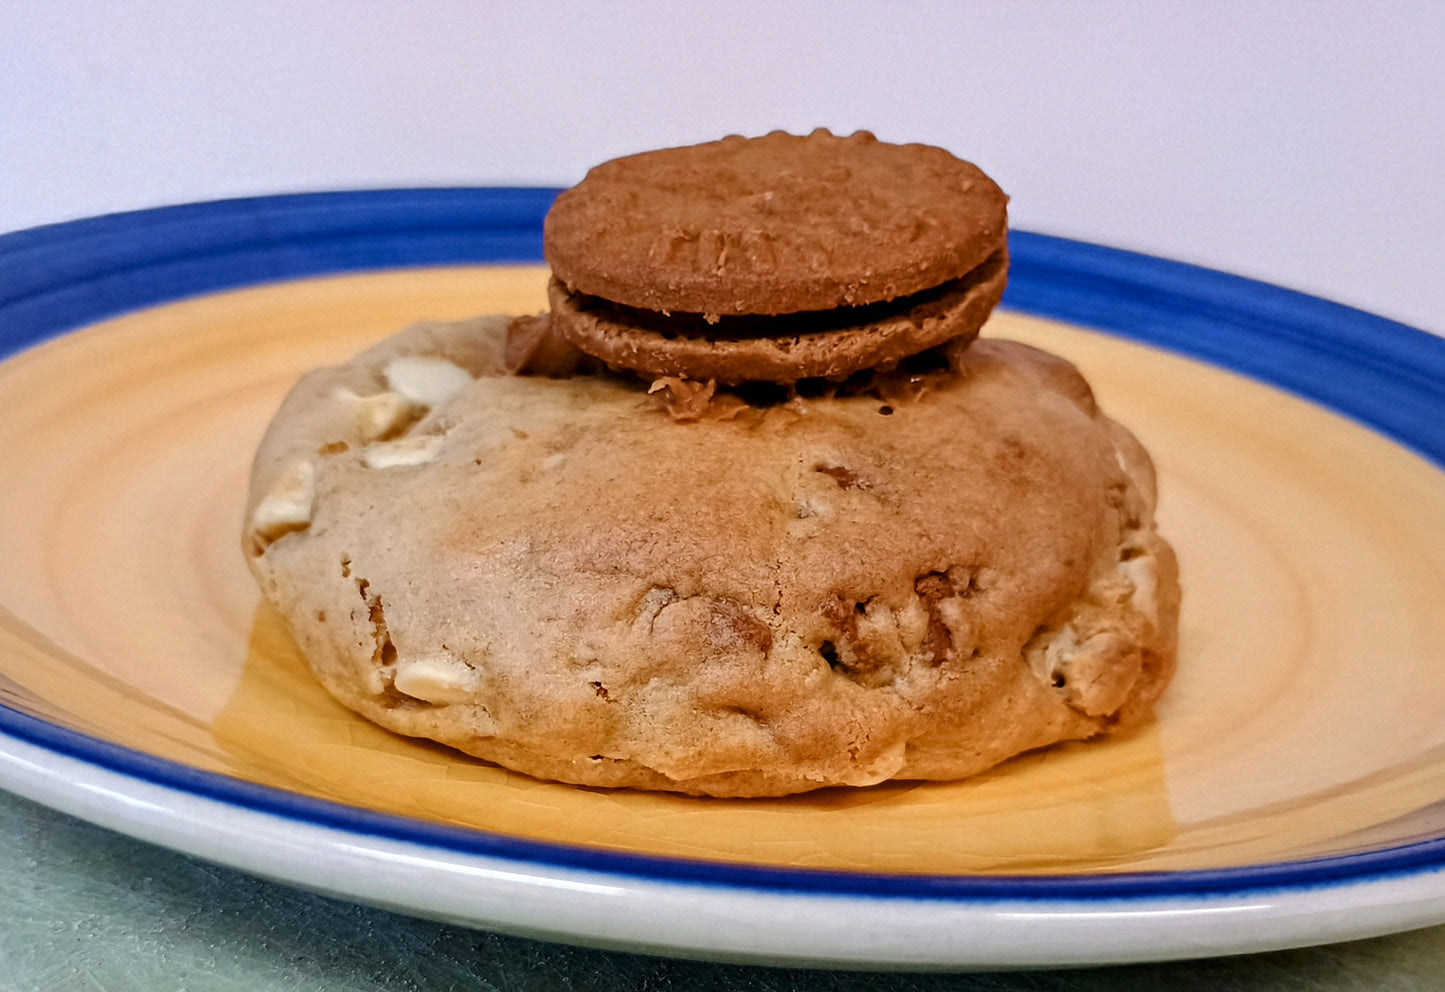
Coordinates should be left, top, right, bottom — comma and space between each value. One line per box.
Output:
3, 188, 1445, 902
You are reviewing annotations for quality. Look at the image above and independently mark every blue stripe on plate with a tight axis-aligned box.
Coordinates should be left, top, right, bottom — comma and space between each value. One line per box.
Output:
0, 188, 557, 358
2, 188, 1445, 900
1006, 232, 1445, 472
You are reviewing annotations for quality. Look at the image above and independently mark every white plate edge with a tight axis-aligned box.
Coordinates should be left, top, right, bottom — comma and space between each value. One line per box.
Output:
5, 727, 1445, 968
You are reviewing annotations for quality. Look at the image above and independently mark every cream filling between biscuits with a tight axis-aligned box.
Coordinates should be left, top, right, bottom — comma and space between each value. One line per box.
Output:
559, 248, 1007, 343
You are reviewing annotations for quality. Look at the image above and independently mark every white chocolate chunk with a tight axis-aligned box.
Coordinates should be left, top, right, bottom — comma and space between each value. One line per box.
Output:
332, 387, 413, 442
362, 434, 445, 469
252, 459, 316, 541
1122, 554, 1159, 624
793, 496, 832, 520
393, 653, 480, 704
383, 356, 473, 409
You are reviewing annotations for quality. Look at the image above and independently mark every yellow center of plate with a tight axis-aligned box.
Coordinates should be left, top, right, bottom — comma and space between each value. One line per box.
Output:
2, 265, 1444, 874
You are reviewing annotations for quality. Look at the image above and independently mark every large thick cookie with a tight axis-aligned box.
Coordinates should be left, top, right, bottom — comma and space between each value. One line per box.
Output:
545, 129, 1008, 316
244, 317, 1180, 798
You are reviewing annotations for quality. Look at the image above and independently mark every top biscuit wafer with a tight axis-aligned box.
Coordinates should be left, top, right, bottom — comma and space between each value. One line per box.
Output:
543, 129, 1009, 317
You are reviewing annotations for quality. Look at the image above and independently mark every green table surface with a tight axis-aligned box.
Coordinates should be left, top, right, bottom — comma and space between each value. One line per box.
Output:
4, 788, 1445, 992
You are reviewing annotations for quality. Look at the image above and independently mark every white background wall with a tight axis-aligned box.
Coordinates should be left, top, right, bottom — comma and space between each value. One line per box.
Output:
3, 1, 1441, 335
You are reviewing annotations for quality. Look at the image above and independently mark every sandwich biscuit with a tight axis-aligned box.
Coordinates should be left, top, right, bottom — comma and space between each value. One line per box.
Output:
544, 129, 1010, 383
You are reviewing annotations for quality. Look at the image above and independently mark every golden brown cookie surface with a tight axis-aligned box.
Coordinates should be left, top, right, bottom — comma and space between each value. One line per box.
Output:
243, 316, 1179, 798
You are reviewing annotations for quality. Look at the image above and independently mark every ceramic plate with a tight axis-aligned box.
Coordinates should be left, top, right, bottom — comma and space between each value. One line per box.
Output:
2, 190, 1445, 969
